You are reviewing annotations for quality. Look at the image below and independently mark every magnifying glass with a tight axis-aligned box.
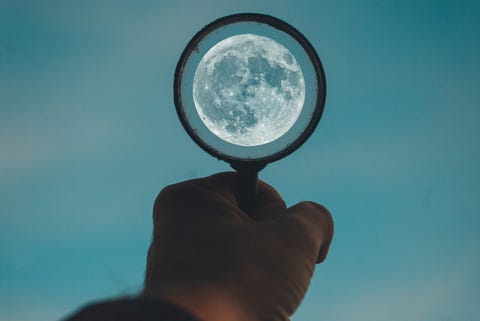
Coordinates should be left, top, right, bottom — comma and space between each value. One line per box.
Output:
174, 13, 326, 209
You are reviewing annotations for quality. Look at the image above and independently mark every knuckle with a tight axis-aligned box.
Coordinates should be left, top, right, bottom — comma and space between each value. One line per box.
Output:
300, 201, 332, 225
156, 182, 187, 203
291, 201, 333, 243
153, 182, 190, 220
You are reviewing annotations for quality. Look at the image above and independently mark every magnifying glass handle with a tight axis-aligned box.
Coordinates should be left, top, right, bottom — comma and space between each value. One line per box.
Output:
236, 169, 259, 211
231, 162, 266, 212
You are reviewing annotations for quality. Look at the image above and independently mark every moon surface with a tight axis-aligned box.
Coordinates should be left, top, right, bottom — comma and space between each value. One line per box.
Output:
193, 34, 305, 146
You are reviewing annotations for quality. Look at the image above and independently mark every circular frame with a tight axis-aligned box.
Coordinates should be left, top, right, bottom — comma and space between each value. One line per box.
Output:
174, 13, 326, 166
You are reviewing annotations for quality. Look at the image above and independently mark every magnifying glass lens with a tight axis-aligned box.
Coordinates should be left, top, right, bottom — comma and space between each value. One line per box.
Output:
175, 13, 325, 165
193, 34, 305, 147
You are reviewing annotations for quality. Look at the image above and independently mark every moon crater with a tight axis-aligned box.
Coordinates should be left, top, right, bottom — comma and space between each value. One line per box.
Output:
193, 34, 305, 146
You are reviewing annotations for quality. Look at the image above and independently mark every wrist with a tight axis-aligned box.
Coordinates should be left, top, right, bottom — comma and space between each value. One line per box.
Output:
142, 285, 251, 321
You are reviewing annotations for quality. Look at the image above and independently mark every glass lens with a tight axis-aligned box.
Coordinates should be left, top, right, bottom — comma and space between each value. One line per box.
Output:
193, 34, 305, 147
175, 14, 325, 163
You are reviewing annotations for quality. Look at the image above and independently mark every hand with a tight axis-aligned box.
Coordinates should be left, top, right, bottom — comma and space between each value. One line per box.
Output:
142, 172, 333, 321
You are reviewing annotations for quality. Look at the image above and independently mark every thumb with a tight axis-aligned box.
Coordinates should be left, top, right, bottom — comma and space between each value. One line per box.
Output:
275, 201, 334, 264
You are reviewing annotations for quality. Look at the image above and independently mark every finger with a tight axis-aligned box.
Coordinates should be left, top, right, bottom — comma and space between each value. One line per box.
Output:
203, 172, 287, 221
248, 180, 286, 221
274, 201, 334, 264
202, 171, 241, 204
183, 172, 286, 220
153, 172, 248, 224
154, 172, 287, 222
155, 172, 239, 209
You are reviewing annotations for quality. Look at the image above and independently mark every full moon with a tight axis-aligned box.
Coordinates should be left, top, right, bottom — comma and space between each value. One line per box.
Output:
193, 34, 305, 146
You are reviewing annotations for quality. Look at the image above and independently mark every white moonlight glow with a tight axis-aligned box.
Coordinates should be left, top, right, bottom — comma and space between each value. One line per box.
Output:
193, 34, 305, 146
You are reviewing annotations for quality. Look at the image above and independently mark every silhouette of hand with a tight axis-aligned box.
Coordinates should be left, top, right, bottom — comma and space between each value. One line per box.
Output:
142, 172, 333, 321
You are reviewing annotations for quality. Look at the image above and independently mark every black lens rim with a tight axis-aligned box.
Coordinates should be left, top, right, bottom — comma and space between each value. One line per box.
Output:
174, 13, 326, 167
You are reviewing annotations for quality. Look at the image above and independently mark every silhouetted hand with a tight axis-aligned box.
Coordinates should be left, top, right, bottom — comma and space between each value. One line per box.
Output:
142, 172, 333, 321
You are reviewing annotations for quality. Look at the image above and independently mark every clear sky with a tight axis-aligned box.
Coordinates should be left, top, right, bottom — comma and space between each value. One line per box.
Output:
1, 1, 479, 320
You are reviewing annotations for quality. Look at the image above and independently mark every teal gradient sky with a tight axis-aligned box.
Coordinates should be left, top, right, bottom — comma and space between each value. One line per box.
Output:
1, 1, 479, 320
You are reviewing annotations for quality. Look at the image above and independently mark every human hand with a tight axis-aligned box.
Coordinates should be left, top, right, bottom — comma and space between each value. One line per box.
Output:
142, 172, 333, 321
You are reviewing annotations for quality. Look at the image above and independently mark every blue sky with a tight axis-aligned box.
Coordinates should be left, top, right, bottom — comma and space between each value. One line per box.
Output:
1, 1, 479, 320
